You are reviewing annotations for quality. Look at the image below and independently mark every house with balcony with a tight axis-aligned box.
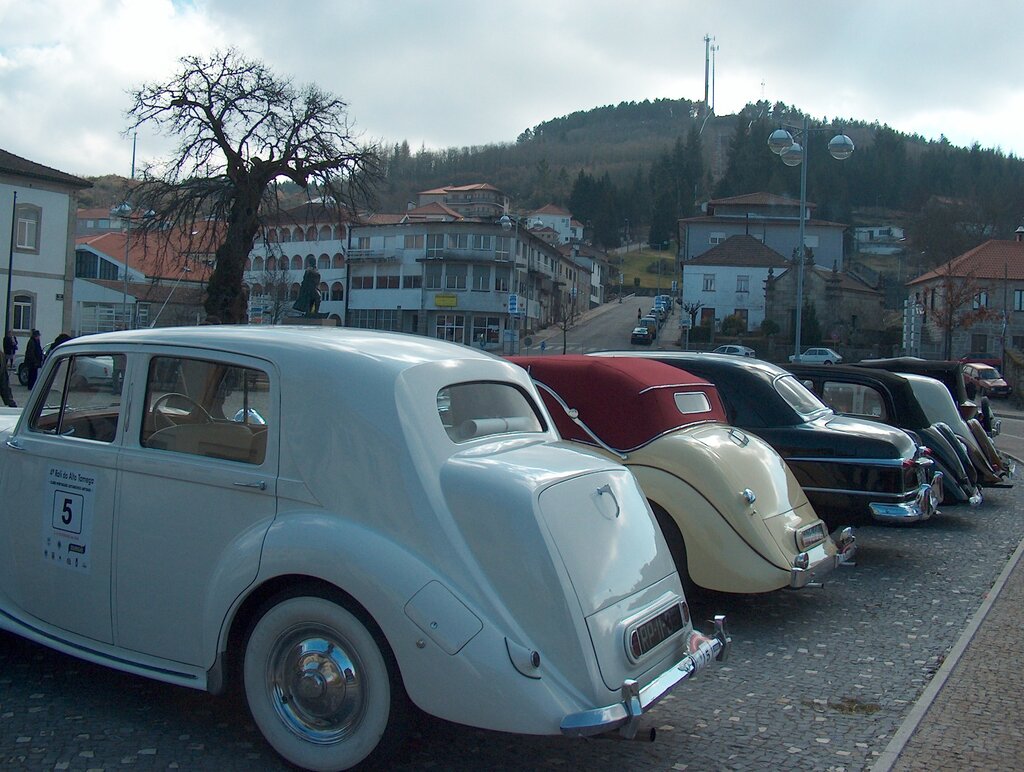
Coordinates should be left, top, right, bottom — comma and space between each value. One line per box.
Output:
1, 148, 91, 349
244, 203, 351, 324
416, 183, 508, 220
340, 219, 563, 350
678, 192, 848, 271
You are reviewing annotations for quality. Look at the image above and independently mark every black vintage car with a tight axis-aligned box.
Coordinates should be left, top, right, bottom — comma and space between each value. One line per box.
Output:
788, 363, 982, 507
597, 352, 942, 527
855, 357, 1000, 436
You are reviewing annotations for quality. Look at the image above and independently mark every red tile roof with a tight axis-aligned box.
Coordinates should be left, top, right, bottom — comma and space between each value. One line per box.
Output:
530, 203, 571, 216
909, 239, 1024, 285
76, 228, 217, 282
686, 235, 789, 267
402, 202, 464, 221
708, 192, 809, 208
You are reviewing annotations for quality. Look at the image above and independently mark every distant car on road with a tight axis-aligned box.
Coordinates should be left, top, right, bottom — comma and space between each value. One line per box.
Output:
638, 315, 659, 338
712, 344, 756, 358
789, 347, 843, 364
962, 362, 1012, 398
959, 352, 1002, 369
630, 325, 654, 345
18, 354, 113, 389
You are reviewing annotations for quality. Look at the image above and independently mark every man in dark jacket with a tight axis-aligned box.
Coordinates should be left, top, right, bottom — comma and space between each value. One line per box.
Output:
0, 363, 14, 407
3, 329, 17, 371
24, 329, 44, 390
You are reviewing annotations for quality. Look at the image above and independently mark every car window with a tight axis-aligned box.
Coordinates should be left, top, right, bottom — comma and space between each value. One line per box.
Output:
28, 354, 127, 442
140, 356, 271, 464
674, 392, 712, 414
773, 374, 830, 418
439, 381, 545, 442
822, 381, 887, 420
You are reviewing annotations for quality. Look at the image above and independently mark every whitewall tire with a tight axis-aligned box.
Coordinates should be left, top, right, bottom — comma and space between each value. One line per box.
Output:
243, 594, 400, 771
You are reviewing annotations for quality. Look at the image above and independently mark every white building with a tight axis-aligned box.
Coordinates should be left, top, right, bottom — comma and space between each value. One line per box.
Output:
1, 148, 90, 347
680, 234, 789, 331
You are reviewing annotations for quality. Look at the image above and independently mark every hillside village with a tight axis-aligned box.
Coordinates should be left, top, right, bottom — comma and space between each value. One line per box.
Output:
4, 134, 1024, 370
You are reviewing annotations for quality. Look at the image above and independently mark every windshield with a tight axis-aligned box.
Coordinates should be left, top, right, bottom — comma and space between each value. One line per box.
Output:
774, 374, 831, 419
978, 368, 1001, 381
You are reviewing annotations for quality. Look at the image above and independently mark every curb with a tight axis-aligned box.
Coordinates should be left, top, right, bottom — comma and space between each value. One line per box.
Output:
870, 529, 1024, 771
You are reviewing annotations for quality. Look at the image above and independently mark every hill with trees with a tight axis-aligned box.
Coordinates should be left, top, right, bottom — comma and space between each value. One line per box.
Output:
81, 97, 1024, 271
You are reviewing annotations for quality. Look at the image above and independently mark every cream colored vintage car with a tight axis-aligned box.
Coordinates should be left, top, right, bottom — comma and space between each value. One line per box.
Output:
0, 326, 728, 771
511, 355, 856, 595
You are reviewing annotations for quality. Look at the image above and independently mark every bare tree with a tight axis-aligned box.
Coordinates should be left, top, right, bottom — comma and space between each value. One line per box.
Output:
928, 264, 999, 359
125, 49, 380, 322
681, 301, 704, 328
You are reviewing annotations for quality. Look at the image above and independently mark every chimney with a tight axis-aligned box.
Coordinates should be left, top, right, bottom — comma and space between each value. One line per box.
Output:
1015, 224, 1024, 242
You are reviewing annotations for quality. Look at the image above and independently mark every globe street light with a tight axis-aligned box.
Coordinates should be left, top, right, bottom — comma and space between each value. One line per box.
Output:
768, 116, 854, 361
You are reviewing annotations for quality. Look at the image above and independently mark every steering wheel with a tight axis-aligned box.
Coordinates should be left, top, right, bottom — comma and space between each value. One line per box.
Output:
152, 392, 212, 424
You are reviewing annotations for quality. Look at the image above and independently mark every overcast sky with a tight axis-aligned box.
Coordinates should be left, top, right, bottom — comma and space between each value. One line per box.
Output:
2, 0, 1022, 181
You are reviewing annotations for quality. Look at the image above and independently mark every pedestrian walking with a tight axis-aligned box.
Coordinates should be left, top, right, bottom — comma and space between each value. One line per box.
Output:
24, 329, 43, 390
3, 329, 17, 371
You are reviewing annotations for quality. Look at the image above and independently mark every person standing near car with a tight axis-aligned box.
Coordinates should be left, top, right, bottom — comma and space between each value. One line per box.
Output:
3, 329, 17, 371
0, 361, 15, 407
24, 329, 44, 390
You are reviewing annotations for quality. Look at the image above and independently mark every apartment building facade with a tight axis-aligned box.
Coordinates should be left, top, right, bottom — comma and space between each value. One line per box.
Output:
243, 208, 580, 352
1, 148, 90, 348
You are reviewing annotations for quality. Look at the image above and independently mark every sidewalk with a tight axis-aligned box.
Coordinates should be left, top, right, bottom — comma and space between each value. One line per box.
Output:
873, 527, 1024, 770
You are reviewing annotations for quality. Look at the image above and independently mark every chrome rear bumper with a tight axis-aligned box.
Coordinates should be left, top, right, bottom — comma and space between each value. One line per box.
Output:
869, 471, 943, 523
789, 526, 856, 588
561, 616, 729, 739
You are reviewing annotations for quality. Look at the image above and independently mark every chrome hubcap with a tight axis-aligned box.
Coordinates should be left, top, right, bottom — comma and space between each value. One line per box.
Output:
269, 625, 365, 744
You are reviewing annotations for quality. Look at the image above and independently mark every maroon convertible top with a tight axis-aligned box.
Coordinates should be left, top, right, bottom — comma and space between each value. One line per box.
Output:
510, 355, 726, 451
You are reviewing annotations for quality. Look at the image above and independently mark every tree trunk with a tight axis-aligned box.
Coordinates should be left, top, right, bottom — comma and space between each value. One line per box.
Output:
206, 185, 263, 323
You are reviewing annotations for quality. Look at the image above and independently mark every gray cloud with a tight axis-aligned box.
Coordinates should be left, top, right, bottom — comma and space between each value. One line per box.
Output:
1, 0, 1021, 179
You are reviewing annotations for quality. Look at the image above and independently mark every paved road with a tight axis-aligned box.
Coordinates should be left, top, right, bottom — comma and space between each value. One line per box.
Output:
2, 483, 1021, 770
3, 321, 1023, 770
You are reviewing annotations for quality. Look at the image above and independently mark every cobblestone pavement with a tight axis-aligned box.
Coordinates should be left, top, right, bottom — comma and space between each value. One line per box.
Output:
1, 483, 1021, 770
882, 539, 1024, 771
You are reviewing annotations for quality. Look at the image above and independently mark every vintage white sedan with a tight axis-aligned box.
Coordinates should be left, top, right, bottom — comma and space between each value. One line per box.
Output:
0, 326, 728, 771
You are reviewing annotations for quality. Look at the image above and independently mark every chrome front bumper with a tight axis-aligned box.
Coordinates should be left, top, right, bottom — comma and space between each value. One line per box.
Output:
790, 526, 857, 588
869, 471, 943, 523
561, 616, 730, 739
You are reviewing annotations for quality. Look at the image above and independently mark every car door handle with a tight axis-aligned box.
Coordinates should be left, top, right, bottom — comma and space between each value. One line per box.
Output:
233, 480, 267, 491
5, 439, 23, 451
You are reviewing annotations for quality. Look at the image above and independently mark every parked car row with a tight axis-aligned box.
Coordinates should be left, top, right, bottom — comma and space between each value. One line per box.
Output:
0, 327, 729, 771
511, 355, 856, 596
630, 295, 674, 346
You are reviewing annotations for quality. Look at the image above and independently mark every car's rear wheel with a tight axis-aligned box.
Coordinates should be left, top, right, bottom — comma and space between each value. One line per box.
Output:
243, 593, 406, 771
650, 501, 699, 599
17, 362, 28, 386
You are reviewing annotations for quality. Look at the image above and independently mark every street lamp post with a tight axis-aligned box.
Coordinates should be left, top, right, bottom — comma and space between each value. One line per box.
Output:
114, 202, 132, 330
768, 116, 854, 362
499, 213, 524, 354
